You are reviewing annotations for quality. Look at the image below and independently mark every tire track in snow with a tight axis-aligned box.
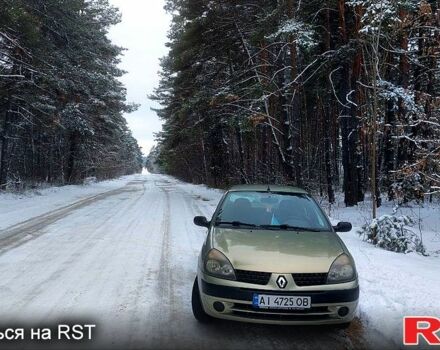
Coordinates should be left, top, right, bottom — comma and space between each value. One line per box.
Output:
0, 181, 149, 321
0, 182, 144, 255
136, 180, 177, 349
156, 181, 173, 308
41, 183, 151, 322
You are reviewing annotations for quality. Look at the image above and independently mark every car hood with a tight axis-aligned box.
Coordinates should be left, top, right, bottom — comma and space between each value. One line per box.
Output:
211, 227, 344, 273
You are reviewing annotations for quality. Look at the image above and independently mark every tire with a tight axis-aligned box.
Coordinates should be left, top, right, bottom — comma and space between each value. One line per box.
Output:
191, 276, 212, 323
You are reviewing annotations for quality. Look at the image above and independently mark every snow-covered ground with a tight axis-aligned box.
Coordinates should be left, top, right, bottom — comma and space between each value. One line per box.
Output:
0, 172, 438, 349
327, 200, 440, 348
0, 176, 135, 231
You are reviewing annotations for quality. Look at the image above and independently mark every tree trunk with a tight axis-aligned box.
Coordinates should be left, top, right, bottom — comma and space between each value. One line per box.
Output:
287, 0, 303, 187
338, 0, 361, 206
65, 131, 80, 184
323, 97, 335, 203
383, 51, 397, 200
397, 9, 411, 167
0, 107, 11, 190
324, 6, 335, 203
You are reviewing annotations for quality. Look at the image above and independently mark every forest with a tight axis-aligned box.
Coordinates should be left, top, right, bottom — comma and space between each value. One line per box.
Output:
153, 0, 440, 208
0, 0, 143, 191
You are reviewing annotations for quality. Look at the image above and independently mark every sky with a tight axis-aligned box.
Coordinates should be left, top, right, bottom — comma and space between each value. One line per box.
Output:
108, 0, 171, 155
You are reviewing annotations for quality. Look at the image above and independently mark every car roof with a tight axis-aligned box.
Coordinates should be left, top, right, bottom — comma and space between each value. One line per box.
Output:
228, 184, 308, 194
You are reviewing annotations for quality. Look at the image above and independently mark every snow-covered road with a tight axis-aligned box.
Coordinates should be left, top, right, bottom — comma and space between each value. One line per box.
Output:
0, 174, 370, 350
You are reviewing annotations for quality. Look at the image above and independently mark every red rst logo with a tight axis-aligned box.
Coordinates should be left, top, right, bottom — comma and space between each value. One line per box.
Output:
403, 317, 440, 346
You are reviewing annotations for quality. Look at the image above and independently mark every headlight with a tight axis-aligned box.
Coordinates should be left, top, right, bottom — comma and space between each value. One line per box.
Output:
327, 254, 355, 284
204, 249, 236, 280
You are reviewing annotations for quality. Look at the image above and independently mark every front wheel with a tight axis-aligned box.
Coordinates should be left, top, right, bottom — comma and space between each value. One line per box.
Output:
191, 276, 212, 323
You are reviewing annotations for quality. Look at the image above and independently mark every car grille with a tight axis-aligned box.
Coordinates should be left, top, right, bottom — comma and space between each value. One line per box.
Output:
235, 271, 328, 286
235, 270, 271, 285
231, 311, 332, 321
233, 304, 329, 314
231, 304, 333, 321
292, 273, 328, 286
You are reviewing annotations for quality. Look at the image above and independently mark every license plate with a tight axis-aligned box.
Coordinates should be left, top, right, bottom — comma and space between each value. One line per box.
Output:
253, 294, 311, 309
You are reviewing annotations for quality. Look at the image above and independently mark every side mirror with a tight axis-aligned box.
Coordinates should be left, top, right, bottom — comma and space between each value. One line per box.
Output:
194, 216, 210, 228
333, 222, 352, 233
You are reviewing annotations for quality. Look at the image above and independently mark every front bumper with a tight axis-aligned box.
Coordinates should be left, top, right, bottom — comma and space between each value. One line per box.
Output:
198, 273, 359, 325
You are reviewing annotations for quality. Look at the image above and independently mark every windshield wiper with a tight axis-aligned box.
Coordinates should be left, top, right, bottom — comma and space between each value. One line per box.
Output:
215, 221, 257, 228
260, 224, 322, 232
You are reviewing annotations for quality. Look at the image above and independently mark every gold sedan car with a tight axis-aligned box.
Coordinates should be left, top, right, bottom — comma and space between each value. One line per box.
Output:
192, 185, 358, 327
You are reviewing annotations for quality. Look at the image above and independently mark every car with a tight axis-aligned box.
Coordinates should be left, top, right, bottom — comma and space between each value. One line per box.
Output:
191, 185, 359, 327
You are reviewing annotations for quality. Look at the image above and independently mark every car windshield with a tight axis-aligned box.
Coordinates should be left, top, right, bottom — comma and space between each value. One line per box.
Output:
215, 191, 331, 232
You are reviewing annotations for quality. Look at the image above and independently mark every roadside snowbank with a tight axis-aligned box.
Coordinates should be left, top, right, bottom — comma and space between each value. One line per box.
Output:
328, 197, 440, 255
327, 199, 440, 347
341, 229, 440, 347
0, 175, 136, 231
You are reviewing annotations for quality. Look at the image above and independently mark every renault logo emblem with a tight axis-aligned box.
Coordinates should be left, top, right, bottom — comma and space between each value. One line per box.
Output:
276, 275, 288, 289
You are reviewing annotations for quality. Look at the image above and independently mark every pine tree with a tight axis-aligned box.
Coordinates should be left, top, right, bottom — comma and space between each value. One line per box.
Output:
154, 0, 440, 205
0, 0, 142, 190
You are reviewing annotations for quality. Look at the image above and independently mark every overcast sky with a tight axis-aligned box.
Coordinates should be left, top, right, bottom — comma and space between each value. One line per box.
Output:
108, 0, 170, 155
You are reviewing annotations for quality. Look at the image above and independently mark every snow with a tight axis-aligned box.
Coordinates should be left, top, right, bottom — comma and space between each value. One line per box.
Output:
360, 214, 425, 254
267, 19, 316, 49
347, 0, 399, 34
0, 173, 438, 348
378, 79, 421, 114
325, 196, 440, 347
341, 231, 440, 348
0, 176, 135, 231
